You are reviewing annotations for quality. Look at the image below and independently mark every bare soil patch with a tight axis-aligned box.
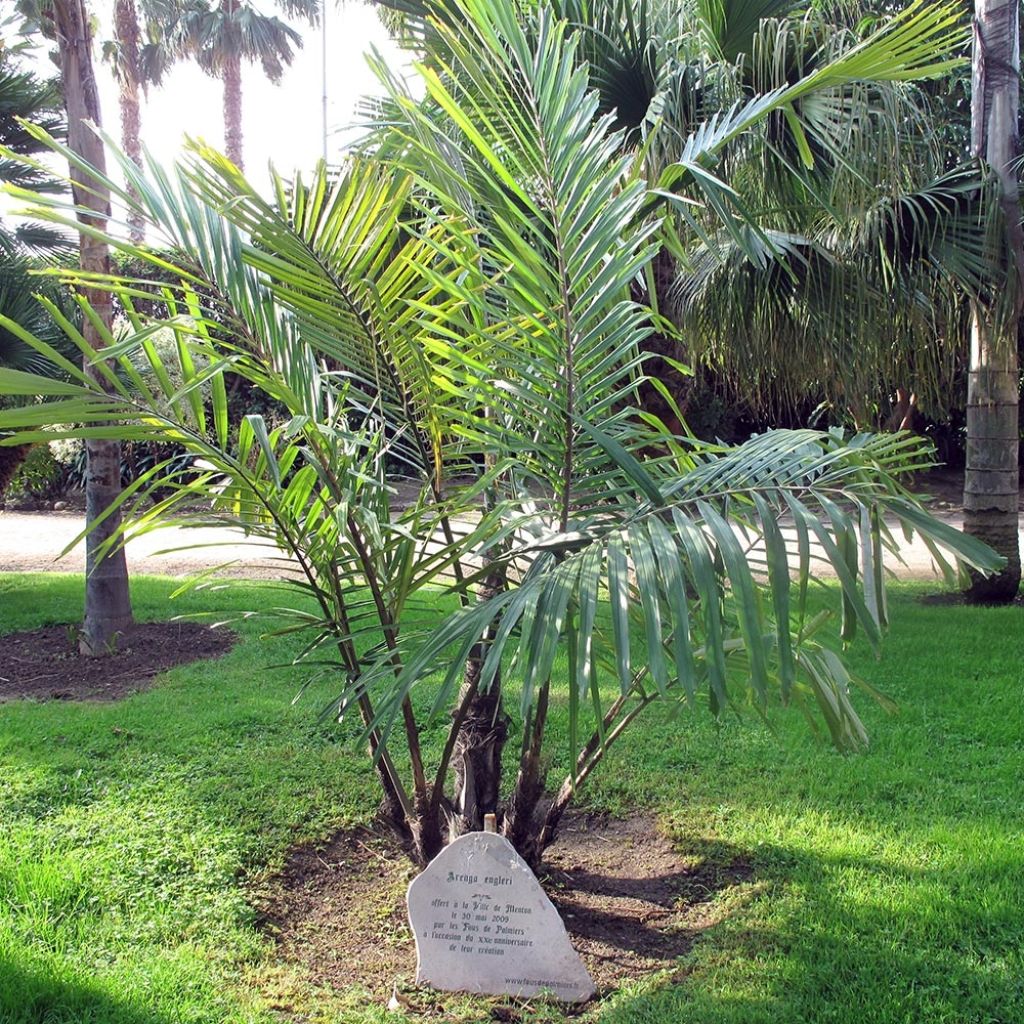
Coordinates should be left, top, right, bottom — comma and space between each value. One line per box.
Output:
544, 814, 751, 983
0, 621, 236, 702
254, 813, 753, 1015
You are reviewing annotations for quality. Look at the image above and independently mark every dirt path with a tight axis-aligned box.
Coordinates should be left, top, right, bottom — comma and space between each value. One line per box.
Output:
0, 511, 286, 579
1, 506, 1017, 583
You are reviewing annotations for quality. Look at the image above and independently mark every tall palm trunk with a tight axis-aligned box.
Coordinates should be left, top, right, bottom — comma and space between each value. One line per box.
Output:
113, 0, 145, 243
222, 0, 244, 170
964, 0, 1022, 602
53, 0, 134, 653
223, 49, 243, 168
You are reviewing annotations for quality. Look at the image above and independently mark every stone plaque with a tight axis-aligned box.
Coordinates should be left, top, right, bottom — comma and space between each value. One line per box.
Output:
406, 831, 595, 1002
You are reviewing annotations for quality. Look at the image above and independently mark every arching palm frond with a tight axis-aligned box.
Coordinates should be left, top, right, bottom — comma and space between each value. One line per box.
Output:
364, 426, 997, 764
689, 0, 800, 64
0, 259, 78, 376
652, 1, 964, 224
853, 166, 998, 302
181, 150, 479, 483
666, 165, 995, 421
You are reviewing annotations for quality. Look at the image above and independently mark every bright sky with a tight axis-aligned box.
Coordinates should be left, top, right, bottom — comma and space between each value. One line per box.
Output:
25, 1, 411, 197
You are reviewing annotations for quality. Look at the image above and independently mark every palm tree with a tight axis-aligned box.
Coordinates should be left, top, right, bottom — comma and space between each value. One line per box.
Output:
0, 0, 999, 864
102, 0, 189, 242
962, 0, 1021, 602
171, 0, 320, 170
47, 0, 134, 653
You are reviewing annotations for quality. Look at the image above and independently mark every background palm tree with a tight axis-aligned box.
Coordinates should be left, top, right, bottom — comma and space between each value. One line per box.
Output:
603, 1, 986, 423
171, 0, 320, 170
102, 0, 189, 242
961, 0, 1021, 603
103, 0, 145, 242
44, 0, 134, 653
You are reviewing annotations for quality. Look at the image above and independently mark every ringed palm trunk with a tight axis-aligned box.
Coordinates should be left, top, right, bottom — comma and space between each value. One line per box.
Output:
53, 0, 134, 653
223, 47, 244, 169
964, 0, 1022, 603
113, 0, 145, 243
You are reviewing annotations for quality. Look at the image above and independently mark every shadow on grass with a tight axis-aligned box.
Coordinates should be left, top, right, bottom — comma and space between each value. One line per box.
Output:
598, 835, 1023, 1024
0, 954, 172, 1024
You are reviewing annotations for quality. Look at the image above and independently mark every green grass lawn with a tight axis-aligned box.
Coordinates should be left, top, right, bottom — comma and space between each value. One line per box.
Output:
0, 572, 1021, 1023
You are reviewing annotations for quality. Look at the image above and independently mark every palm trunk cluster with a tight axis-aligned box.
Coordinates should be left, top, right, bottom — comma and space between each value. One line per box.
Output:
342, 537, 605, 869
448, 572, 510, 837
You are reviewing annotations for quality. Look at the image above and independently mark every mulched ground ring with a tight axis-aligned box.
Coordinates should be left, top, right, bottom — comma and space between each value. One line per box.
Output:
0, 621, 237, 702
253, 812, 756, 1016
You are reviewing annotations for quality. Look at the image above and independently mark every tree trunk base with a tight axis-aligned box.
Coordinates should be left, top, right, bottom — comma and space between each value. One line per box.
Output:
450, 688, 508, 838
502, 772, 547, 871
962, 508, 1021, 604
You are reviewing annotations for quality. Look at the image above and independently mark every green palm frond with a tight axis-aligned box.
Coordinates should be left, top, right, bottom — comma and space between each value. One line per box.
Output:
665, 164, 994, 419
855, 166, 998, 299
652, 1, 965, 225
176, 149, 478, 483
337, 0, 995, 764
0, 260, 79, 375
359, 426, 998, 760
0, 65, 64, 151
545, 0, 672, 135
372, 0, 666, 521
690, 0, 799, 64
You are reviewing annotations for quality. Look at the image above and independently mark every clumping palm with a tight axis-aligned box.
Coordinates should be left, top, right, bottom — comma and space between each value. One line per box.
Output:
0, 0, 998, 868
